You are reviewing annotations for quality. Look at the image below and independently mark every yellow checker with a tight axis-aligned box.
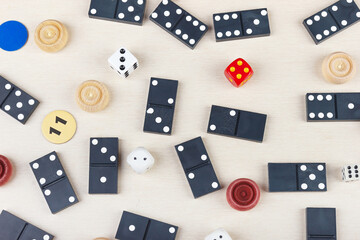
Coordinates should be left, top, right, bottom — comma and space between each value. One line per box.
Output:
236, 74, 242, 79
244, 68, 249, 73
76, 80, 109, 112
35, 20, 68, 53
322, 52, 356, 84
237, 60, 243, 66
230, 67, 235, 72
42, 110, 76, 144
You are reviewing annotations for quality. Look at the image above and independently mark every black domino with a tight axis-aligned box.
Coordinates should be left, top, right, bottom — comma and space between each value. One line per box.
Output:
89, 137, 119, 194
143, 77, 178, 135
303, 0, 360, 44
115, 211, 178, 240
306, 92, 360, 121
0, 75, 39, 124
174, 137, 221, 198
213, 8, 270, 42
207, 105, 267, 142
29, 152, 78, 214
149, 0, 208, 49
0, 210, 54, 240
88, 0, 146, 25
306, 208, 337, 240
268, 163, 327, 192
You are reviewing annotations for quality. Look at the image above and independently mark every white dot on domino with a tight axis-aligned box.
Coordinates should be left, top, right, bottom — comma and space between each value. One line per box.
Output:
101, 147, 107, 153
17, 114, 24, 120
129, 225, 136, 231
100, 176, 107, 183
16, 102, 22, 108
163, 126, 170, 133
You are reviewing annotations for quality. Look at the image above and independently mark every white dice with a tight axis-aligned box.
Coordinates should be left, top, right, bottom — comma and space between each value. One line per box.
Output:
126, 147, 155, 174
342, 164, 360, 182
108, 47, 138, 78
205, 228, 232, 240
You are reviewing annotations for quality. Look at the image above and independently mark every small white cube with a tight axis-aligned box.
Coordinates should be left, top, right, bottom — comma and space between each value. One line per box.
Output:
342, 164, 360, 182
205, 228, 232, 240
108, 47, 138, 78
127, 147, 155, 174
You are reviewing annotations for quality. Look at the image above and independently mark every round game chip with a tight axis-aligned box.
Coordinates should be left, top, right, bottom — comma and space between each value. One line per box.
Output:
41, 110, 77, 144
34, 20, 68, 53
322, 52, 356, 84
226, 178, 260, 211
76, 80, 109, 112
0, 20, 28, 51
0, 155, 13, 186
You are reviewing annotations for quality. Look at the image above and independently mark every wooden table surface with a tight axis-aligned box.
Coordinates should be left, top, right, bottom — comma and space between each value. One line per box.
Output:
1, 0, 360, 239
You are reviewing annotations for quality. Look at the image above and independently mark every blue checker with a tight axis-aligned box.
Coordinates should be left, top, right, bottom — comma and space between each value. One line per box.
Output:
0, 20, 28, 51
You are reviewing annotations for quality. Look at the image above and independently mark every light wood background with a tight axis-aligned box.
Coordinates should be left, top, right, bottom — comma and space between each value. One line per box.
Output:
1, 0, 360, 239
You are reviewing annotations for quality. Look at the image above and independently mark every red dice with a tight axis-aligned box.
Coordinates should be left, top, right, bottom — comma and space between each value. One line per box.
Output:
224, 58, 253, 87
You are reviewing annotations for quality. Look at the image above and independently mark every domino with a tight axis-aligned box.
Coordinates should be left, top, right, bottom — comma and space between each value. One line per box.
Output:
306, 208, 336, 240
149, 0, 208, 49
115, 211, 178, 240
88, 0, 146, 25
175, 137, 221, 198
303, 0, 360, 44
0, 210, 54, 240
268, 163, 327, 192
29, 152, 78, 214
306, 92, 360, 121
143, 77, 178, 135
207, 105, 267, 142
342, 164, 359, 181
0, 75, 39, 124
89, 137, 119, 194
213, 8, 270, 42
